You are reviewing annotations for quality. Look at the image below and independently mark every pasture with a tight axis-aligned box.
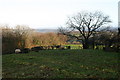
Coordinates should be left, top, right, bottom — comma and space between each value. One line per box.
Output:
2, 49, 119, 78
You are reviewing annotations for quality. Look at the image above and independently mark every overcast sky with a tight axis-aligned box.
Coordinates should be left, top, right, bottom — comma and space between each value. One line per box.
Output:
0, 0, 119, 29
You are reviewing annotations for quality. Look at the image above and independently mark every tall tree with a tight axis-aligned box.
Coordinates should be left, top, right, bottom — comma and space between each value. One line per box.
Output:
58, 11, 111, 49
14, 25, 33, 49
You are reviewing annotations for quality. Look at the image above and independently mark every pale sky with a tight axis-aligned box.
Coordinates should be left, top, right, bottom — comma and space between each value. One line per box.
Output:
0, 0, 119, 29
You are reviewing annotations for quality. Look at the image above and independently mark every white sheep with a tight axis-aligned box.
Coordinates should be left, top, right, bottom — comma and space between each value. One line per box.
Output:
15, 49, 21, 53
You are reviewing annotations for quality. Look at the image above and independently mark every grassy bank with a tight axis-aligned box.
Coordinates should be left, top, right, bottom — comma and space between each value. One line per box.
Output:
2, 49, 119, 78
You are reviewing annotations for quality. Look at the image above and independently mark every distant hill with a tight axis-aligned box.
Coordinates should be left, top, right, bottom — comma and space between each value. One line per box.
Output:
35, 29, 58, 33
35, 27, 118, 33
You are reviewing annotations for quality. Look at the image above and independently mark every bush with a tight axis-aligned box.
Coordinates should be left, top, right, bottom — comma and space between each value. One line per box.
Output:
103, 47, 118, 52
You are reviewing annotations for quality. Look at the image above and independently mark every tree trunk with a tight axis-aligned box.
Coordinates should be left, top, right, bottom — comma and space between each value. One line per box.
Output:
92, 34, 95, 49
82, 39, 89, 49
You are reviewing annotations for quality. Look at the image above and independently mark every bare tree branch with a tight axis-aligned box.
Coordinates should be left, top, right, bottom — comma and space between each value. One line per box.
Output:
58, 11, 111, 49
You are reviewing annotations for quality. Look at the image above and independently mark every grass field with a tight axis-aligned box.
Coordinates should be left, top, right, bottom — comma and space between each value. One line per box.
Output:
2, 49, 119, 78
65, 44, 83, 49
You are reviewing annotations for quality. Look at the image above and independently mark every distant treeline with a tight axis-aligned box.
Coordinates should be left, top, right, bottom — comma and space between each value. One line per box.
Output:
1, 24, 120, 54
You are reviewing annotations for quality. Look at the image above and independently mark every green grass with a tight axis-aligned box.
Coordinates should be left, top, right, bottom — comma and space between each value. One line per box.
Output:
65, 44, 83, 49
2, 49, 119, 78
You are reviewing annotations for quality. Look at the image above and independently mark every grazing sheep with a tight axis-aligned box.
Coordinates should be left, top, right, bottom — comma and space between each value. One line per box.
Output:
31, 46, 41, 52
55, 45, 61, 49
15, 49, 21, 53
21, 48, 30, 53
66, 46, 71, 49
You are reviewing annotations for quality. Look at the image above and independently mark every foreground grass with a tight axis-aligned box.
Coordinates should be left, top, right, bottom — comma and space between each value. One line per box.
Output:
2, 49, 119, 78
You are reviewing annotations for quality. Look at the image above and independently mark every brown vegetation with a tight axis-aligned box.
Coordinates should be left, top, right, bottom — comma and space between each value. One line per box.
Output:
1, 25, 68, 54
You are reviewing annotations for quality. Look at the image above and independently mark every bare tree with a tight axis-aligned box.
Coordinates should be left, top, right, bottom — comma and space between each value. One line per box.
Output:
14, 25, 33, 49
58, 11, 111, 49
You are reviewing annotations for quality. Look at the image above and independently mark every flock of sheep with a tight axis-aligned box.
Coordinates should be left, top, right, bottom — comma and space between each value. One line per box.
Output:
15, 45, 71, 53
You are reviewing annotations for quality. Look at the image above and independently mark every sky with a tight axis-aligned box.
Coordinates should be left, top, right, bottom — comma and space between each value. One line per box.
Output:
0, 0, 119, 29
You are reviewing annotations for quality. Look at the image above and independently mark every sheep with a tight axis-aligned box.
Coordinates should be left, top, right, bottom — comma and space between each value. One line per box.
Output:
15, 49, 21, 53
21, 48, 30, 53
31, 46, 42, 52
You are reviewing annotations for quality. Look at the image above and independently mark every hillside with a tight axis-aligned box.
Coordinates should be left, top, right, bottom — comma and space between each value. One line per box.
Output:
2, 49, 119, 78
35, 29, 58, 33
